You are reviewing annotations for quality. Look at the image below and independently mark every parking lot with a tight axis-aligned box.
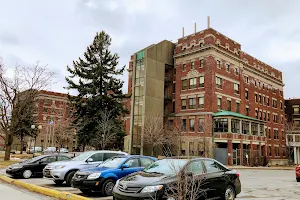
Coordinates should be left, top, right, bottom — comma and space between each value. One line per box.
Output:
1, 168, 300, 199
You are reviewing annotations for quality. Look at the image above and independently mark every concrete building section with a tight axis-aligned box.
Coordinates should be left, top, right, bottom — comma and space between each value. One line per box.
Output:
285, 98, 300, 164
125, 26, 286, 166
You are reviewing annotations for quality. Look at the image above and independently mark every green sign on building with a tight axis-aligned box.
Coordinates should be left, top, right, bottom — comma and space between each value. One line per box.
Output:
136, 50, 145, 60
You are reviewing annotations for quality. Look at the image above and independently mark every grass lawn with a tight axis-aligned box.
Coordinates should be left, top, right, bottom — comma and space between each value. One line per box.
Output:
0, 154, 40, 160
0, 160, 19, 168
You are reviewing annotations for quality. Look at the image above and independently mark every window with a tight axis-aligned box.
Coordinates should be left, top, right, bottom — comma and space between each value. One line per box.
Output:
255, 94, 258, 103
90, 153, 104, 162
186, 161, 204, 175
234, 83, 239, 94
263, 112, 266, 121
191, 62, 195, 70
275, 147, 279, 157
189, 98, 196, 109
183, 64, 186, 71
274, 130, 279, 140
189, 118, 195, 132
181, 99, 186, 110
245, 90, 248, 100
124, 158, 139, 168
255, 110, 258, 119
226, 63, 230, 72
272, 99, 277, 108
251, 123, 258, 135
294, 107, 299, 114
214, 119, 228, 132
140, 158, 154, 167
57, 156, 69, 161
203, 160, 225, 173
236, 102, 240, 113
103, 153, 120, 161
189, 78, 196, 89
246, 107, 249, 116
173, 83, 176, 93
280, 102, 283, 110
200, 59, 204, 68
234, 68, 239, 75
43, 107, 48, 113
259, 95, 262, 104
172, 102, 175, 113
267, 113, 270, 121
182, 79, 187, 90
296, 135, 300, 142
260, 124, 264, 136
198, 118, 204, 132
216, 77, 222, 89
267, 97, 269, 106
263, 96, 266, 105
199, 76, 204, 87
268, 146, 272, 157
51, 108, 55, 114
294, 120, 300, 126
181, 119, 186, 131
217, 60, 221, 68
242, 122, 249, 134
259, 111, 262, 120
245, 76, 249, 84
267, 129, 271, 139
217, 98, 222, 109
199, 97, 204, 109
40, 156, 56, 164
231, 119, 240, 133
287, 135, 293, 142
273, 114, 278, 123
227, 100, 231, 111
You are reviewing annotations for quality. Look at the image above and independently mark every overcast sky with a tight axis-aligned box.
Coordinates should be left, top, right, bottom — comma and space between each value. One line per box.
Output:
0, 0, 299, 98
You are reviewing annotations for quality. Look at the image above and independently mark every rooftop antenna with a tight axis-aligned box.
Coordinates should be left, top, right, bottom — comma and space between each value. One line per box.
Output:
207, 16, 210, 28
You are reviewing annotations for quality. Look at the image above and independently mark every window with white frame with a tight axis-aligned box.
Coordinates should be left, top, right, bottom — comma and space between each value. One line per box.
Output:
189, 78, 197, 89
189, 118, 195, 132
200, 59, 204, 68
234, 83, 239, 94
234, 68, 239, 75
199, 97, 204, 109
199, 76, 204, 87
216, 77, 222, 89
189, 98, 196, 109
217, 98, 222, 109
216, 60, 221, 68
226, 63, 230, 72
191, 62, 195, 70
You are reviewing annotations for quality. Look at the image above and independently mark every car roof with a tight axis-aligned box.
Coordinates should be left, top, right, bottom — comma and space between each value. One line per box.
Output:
111, 155, 156, 159
84, 150, 128, 154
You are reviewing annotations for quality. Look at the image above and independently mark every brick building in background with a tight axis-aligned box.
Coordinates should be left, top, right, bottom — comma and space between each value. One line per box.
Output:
285, 98, 300, 164
12, 90, 77, 152
124, 25, 286, 166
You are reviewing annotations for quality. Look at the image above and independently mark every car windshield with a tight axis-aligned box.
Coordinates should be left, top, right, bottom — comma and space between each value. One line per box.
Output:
23, 156, 44, 163
143, 159, 188, 176
72, 152, 95, 161
98, 157, 126, 168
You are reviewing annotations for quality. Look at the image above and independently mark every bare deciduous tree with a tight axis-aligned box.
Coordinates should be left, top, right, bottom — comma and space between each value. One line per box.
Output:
285, 121, 299, 165
91, 109, 118, 150
54, 122, 75, 152
0, 60, 54, 160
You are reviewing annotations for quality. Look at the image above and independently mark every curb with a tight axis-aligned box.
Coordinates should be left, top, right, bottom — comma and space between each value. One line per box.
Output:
0, 175, 90, 200
229, 167, 294, 171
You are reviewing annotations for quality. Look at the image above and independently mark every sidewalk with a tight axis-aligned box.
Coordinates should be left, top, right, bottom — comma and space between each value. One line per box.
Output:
227, 165, 295, 170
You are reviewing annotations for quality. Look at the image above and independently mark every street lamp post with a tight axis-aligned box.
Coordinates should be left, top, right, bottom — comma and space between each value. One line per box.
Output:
31, 124, 42, 158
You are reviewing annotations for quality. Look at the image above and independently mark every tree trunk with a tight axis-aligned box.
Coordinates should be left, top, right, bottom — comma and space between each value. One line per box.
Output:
151, 145, 154, 157
20, 134, 23, 154
4, 134, 13, 161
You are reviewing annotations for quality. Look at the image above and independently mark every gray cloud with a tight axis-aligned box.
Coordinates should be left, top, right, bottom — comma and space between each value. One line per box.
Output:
0, 0, 300, 98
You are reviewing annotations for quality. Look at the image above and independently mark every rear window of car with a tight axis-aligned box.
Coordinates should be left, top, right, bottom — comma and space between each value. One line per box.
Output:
140, 157, 155, 167
57, 156, 69, 161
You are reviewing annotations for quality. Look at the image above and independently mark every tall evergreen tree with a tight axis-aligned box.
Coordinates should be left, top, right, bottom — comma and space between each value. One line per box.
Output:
65, 31, 127, 150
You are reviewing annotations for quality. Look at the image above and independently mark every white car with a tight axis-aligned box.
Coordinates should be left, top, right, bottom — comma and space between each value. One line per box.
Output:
59, 148, 68, 153
44, 147, 57, 154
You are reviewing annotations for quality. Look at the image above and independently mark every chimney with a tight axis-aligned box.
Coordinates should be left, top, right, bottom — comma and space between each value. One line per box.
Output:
194, 23, 196, 33
207, 16, 210, 28
182, 27, 184, 37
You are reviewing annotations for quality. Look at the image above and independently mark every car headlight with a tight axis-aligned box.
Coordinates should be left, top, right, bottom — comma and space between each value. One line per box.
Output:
12, 165, 23, 169
54, 165, 65, 169
141, 185, 163, 193
87, 172, 101, 180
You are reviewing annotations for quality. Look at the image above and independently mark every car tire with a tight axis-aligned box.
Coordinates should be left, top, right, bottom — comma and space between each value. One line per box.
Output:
223, 185, 236, 200
65, 171, 76, 186
22, 170, 32, 179
297, 178, 300, 182
54, 180, 64, 185
101, 179, 115, 196
80, 189, 93, 195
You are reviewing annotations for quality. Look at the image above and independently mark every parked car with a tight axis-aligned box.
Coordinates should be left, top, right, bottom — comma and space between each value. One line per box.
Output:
6, 154, 70, 179
59, 148, 69, 153
72, 155, 157, 196
43, 150, 128, 186
113, 158, 241, 200
28, 146, 42, 154
44, 147, 57, 154
296, 165, 300, 182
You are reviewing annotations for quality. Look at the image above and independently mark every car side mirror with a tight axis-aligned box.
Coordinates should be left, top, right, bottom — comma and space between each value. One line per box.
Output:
121, 164, 129, 170
86, 158, 93, 163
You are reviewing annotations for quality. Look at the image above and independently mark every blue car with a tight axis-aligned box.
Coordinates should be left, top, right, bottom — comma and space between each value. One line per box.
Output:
71, 155, 157, 196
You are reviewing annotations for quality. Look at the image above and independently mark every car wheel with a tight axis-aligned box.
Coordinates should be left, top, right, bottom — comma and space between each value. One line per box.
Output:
80, 189, 93, 195
223, 185, 235, 200
65, 171, 76, 186
54, 180, 64, 185
297, 178, 300, 182
101, 179, 115, 196
22, 170, 32, 179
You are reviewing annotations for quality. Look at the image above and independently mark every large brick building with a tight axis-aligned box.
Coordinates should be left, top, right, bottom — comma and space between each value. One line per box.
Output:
12, 90, 77, 152
124, 26, 286, 166
285, 98, 300, 164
